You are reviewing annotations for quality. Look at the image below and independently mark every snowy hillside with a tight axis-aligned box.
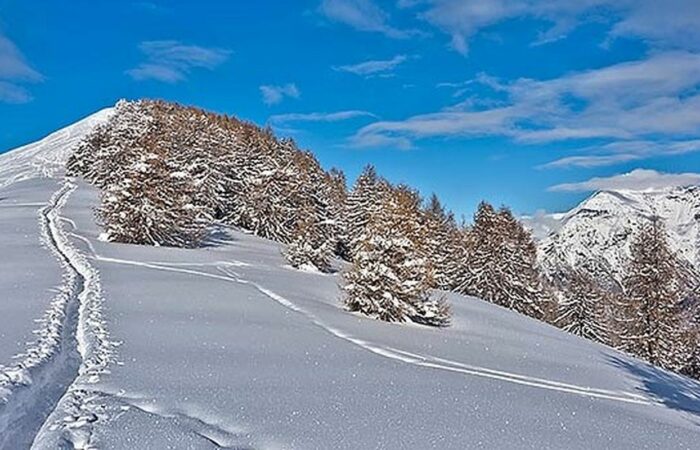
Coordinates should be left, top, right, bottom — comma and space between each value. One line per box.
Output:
1, 109, 700, 449
535, 188, 700, 290
0, 109, 114, 190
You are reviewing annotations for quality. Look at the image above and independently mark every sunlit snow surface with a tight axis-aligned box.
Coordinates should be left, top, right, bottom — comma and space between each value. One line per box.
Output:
1, 111, 700, 449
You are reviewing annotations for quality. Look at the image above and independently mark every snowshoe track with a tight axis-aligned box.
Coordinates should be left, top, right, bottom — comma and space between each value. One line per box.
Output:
0, 180, 114, 449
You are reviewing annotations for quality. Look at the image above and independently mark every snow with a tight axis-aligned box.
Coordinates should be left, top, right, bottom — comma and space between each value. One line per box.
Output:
1, 109, 700, 448
537, 187, 700, 289
0, 108, 113, 190
0, 179, 65, 364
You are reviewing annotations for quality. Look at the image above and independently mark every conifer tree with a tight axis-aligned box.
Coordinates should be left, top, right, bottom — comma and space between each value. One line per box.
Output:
619, 220, 691, 371
327, 168, 350, 258
344, 165, 389, 259
452, 202, 555, 321
557, 270, 610, 344
283, 204, 333, 272
97, 146, 210, 247
341, 189, 450, 327
423, 193, 460, 290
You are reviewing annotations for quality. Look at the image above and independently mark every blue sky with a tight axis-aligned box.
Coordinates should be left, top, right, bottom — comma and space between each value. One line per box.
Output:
1, 0, 700, 219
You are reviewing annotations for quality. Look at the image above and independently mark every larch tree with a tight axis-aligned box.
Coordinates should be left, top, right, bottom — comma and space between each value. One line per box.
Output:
619, 220, 691, 371
97, 144, 211, 247
452, 202, 555, 322
423, 193, 460, 290
557, 270, 610, 344
344, 165, 389, 259
283, 204, 333, 272
341, 187, 450, 327
326, 168, 350, 258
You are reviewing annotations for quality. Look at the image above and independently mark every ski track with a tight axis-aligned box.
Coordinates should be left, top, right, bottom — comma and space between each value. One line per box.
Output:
83, 248, 654, 407
0, 179, 115, 450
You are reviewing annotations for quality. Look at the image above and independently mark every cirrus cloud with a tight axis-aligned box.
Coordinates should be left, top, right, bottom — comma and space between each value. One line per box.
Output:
548, 169, 700, 192
0, 34, 43, 103
127, 40, 230, 83
318, 0, 418, 38
333, 54, 409, 77
541, 140, 700, 169
269, 110, 376, 124
260, 83, 301, 106
402, 0, 700, 55
353, 51, 700, 155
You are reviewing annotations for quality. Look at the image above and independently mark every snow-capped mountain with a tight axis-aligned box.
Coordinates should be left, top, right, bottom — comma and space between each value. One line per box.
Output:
535, 187, 700, 290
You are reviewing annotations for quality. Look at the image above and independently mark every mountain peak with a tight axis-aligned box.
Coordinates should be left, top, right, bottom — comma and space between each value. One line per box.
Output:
537, 185, 700, 290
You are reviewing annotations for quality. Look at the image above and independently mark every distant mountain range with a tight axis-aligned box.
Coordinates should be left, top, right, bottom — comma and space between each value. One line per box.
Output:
525, 187, 700, 291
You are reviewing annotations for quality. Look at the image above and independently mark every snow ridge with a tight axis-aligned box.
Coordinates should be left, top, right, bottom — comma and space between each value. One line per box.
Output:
0, 109, 114, 189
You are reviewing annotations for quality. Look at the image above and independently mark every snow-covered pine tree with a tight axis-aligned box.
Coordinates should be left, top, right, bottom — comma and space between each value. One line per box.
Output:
326, 168, 350, 258
283, 204, 333, 272
344, 165, 389, 259
97, 143, 211, 247
228, 133, 296, 241
288, 149, 337, 247
557, 270, 610, 344
618, 219, 692, 371
450, 201, 497, 296
341, 189, 450, 327
69, 100, 213, 247
452, 202, 555, 322
680, 292, 700, 379
423, 193, 460, 290
67, 99, 155, 188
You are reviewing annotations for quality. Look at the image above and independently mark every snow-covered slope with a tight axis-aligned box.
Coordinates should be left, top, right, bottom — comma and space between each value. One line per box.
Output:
0, 108, 113, 189
1, 110, 700, 449
536, 188, 700, 290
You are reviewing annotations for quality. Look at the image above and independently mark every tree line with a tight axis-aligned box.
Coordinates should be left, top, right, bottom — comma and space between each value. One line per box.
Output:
67, 99, 699, 379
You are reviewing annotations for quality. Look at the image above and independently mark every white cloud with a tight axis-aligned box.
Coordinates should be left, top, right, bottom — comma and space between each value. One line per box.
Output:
0, 34, 42, 104
127, 40, 230, 83
260, 84, 301, 106
542, 140, 700, 168
0, 36, 42, 81
353, 52, 700, 149
521, 209, 564, 240
269, 110, 376, 124
318, 0, 416, 38
548, 169, 700, 192
609, 0, 700, 51
403, 0, 700, 54
0, 80, 31, 103
334, 55, 409, 77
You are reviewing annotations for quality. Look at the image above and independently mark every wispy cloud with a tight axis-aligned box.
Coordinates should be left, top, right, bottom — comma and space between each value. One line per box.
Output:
402, 0, 700, 55
353, 52, 700, 150
541, 140, 700, 169
318, 0, 418, 38
548, 169, 700, 192
334, 55, 409, 77
609, 0, 700, 51
269, 110, 376, 124
260, 83, 301, 106
127, 40, 230, 83
0, 34, 43, 103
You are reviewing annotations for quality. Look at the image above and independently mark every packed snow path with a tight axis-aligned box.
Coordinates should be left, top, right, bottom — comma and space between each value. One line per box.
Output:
0, 182, 83, 448
0, 180, 113, 449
